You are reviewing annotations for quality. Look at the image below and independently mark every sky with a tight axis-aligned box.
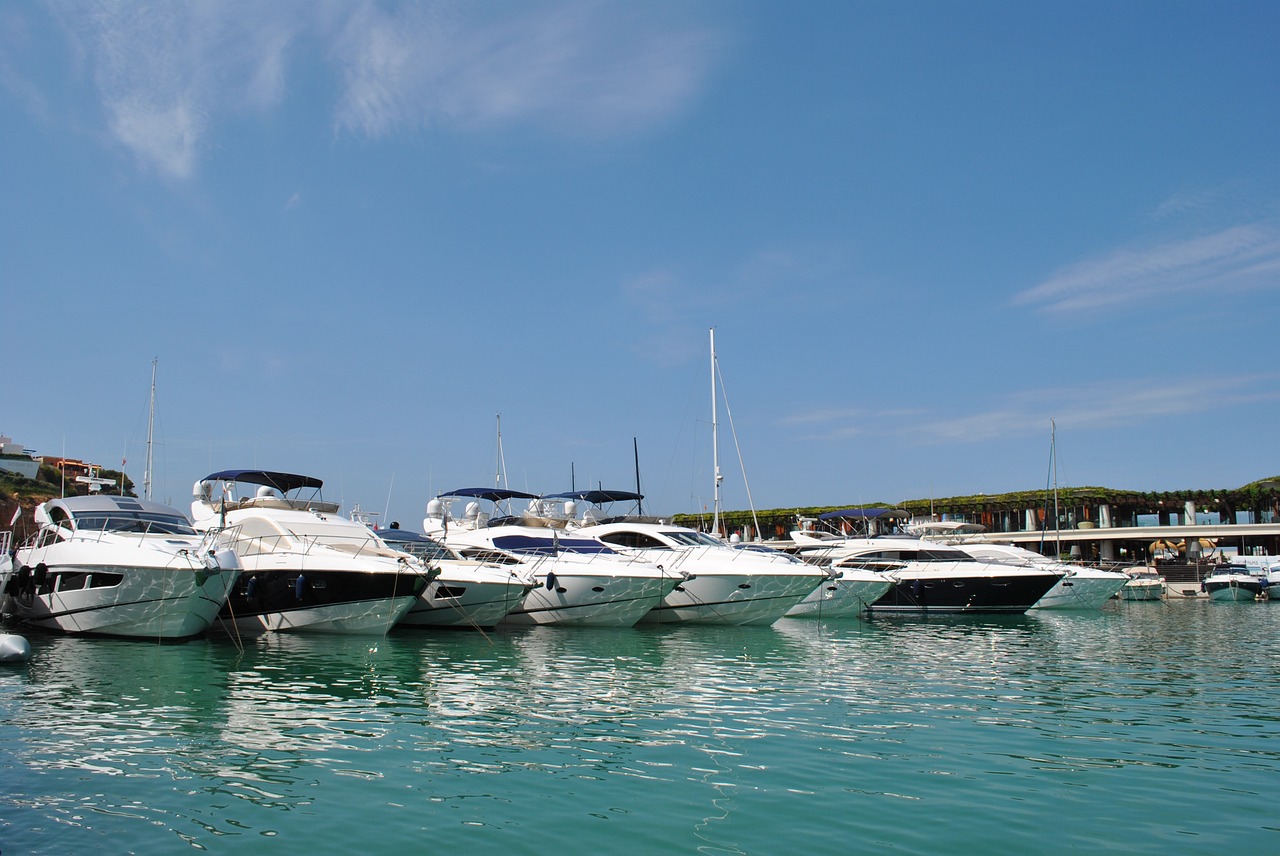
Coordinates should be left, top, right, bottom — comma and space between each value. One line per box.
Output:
3, 1, 1279, 527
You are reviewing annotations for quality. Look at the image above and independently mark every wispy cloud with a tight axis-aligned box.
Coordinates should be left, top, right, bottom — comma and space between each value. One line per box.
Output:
787, 374, 1280, 445
47, 1, 300, 179
33, 1, 722, 178
1014, 222, 1280, 314
333, 2, 721, 139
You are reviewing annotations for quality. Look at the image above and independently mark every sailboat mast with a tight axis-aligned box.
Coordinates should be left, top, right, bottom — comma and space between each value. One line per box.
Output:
144, 358, 156, 501
1052, 419, 1060, 558
710, 327, 722, 536
633, 437, 644, 516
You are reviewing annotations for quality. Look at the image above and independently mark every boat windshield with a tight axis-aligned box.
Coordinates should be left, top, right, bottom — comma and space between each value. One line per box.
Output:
380, 536, 452, 561
845, 548, 975, 563
282, 519, 384, 550
491, 535, 616, 556
73, 512, 196, 535
663, 531, 725, 547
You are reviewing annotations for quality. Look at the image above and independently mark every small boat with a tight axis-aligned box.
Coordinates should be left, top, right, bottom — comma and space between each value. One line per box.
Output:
374, 527, 535, 628
547, 489, 828, 625
424, 489, 679, 627
1121, 570, 1167, 601
6, 494, 241, 639
1201, 564, 1265, 602
192, 470, 429, 635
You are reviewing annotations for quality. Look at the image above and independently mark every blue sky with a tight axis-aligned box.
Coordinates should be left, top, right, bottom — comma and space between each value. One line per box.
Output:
3, 1, 1278, 526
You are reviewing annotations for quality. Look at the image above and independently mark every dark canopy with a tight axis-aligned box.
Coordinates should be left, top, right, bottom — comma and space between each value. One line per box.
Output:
543, 489, 643, 505
201, 470, 324, 493
438, 487, 539, 502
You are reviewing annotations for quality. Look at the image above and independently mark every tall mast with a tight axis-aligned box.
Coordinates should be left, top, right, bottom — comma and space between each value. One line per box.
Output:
144, 358, 156, 501
633, 437, 643, 516
1052, 419, 1060, 557
710, 327, 722, 536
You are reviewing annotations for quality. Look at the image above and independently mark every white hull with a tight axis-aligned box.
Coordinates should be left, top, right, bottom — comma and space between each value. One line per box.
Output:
1121, 579, 1166, 601
7, 562, 238, 639
1032, 572, 1130, 610
401, 569, 531, 628
504, 572, 674, 627
217, 593, 418, 635
11, 495, 242, 640
786, 572, 892, 618
641, 572, 822, 626
1205, 580, 1263, 602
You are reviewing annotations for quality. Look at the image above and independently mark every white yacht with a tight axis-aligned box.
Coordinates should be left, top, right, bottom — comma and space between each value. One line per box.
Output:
192, 470, 429, 635
373, 526, 535, 628
423, 488, 679, 627
788, 511, 1062, 615
958, 542, 1129, 610
548, 490, 828, 625
6, 494, 240, 639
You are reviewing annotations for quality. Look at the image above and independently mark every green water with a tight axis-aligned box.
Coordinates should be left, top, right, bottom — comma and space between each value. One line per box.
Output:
2, 600, 1278, 854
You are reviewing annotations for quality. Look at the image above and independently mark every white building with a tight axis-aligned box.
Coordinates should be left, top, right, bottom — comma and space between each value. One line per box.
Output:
0, 435, 40, 479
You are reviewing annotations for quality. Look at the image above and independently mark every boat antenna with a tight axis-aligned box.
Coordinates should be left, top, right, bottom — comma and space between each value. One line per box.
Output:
144, 357, 156, 501
494, 413, 507, 489
633, 437, 644, 516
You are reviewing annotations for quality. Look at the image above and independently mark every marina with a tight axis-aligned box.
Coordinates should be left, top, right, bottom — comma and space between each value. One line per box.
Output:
3, 599, 1279, 854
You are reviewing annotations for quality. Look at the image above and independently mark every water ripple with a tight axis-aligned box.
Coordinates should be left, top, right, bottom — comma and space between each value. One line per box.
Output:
4, 602, 1280, 853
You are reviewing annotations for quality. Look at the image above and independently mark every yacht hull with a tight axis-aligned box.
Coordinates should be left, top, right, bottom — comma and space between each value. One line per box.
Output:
786, 572, 892, 618
5, 563, 237, 640
641, 572, 822, 626
503, 572, 676, 627
867, 571, 1061, 615
1204, 578, 1263, 602
401, 576, 531, 628
1032, 572, 1130, 610
215, 568, 424, 635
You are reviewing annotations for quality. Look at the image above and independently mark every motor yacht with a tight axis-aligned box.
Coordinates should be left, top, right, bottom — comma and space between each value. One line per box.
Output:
5, 494, 240, 639
958, 542, 1129, 610
191, 470, 429, 634
423, 488, 678, 626
374, 526, 535, 628
547, 490, 828, 625
788, 511, 1062, 615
